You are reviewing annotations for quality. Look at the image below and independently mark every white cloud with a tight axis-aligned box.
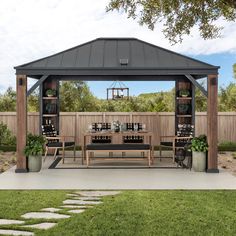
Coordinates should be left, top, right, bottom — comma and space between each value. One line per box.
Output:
0, 0, 236, 92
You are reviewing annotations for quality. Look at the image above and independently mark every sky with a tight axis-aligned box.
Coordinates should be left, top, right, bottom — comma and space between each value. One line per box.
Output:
0, 0, 236, 98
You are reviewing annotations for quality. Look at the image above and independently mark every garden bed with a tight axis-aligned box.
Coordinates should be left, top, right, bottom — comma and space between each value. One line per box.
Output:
218, 152, 236, 176
0, 151, 16, 173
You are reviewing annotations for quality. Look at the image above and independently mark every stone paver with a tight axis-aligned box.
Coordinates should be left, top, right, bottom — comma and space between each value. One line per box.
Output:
40, 208, 61, 213
73, 197, 101, 201
0, 219, 25, 225
60, 205, 92, 209
21, 212, 70, 220
68, 209, 85, 214
76, 191, 121, 197
63, 199, 102, 205
66, 193, 79, 197
0, 229, 34, 236
22, 223, 57, 230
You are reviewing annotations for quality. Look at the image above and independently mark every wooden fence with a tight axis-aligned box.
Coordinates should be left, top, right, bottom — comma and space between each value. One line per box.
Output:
0, 112, 236, 146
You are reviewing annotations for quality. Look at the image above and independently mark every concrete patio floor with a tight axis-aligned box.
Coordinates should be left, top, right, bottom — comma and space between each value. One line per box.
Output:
1, 151, 236, 189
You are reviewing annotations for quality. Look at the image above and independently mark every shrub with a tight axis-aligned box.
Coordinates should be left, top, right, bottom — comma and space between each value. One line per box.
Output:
191, 134, 208, 152
218, 141, 236, 151
24, 133, 46, 156
0, 122, 16, 146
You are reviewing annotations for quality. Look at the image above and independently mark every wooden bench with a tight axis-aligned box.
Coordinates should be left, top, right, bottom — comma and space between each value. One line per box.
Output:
85, 144, 152, 167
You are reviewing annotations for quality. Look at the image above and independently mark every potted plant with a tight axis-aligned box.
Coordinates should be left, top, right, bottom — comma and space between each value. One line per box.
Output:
24, 133, 46, 172
191, 134, 208, 172
45, 89, 56, 97
179, 89, 190, 97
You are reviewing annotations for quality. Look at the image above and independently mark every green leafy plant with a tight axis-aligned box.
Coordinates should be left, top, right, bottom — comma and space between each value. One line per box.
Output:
45, 89, 56, 97
24, 133, 46, 157
191, 135, 208, 153
0, 122, 16, 146
179, 89, 190, 97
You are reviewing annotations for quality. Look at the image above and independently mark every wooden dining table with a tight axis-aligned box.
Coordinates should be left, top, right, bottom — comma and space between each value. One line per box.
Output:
81, 131, 154, 165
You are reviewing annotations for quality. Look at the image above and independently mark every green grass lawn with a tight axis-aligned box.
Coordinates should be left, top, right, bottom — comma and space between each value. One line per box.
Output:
1, 191, 236, 236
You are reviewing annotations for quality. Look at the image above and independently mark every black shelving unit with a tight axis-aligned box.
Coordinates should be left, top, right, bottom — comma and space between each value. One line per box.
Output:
174, 79, 195, 163
39, 78, 59, 134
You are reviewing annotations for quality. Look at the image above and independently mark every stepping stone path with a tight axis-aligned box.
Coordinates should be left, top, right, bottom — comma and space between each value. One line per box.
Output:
63, 199, 102, 205
0, 219, 25, 225
76, 191, 121, 197
0, 229, 34, 236
21, 212, 70, 220
60, 205, 92, 209
41, 208, 61, 213
68, 209, 85, 214
0, 191, 121, 235
73, 196, 101, 201
66, 193, 79, 197
22, 223, 57, 230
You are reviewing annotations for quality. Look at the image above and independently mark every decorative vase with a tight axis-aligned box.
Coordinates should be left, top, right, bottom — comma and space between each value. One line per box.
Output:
28, 155, 42, 172
192, 151, 206, 172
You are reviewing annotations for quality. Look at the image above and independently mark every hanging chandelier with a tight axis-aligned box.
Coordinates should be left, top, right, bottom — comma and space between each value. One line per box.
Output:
106, 81, 129, 100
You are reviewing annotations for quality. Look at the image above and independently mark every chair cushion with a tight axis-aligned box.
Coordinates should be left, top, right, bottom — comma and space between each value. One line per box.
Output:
91, 139, 112, 144
86, 144, 150, 150
160, 142, 173, 147
47, 141, 75, 148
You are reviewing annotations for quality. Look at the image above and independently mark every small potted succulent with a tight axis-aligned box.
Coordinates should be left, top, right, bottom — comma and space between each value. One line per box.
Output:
112, 120, 121, 132
179, 89, 190, 97
24, 133, 46, 172
190, 134, 208, 172
45, 89, 56, 97
178, 104, 190, 114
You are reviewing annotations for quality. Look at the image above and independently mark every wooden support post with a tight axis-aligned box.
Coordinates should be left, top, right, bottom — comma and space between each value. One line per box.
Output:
16, 75, 28, 173
207, 75, 219, 173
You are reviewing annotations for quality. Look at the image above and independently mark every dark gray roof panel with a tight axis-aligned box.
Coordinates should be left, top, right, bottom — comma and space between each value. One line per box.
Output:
104, 40, 117, 67
117, 40, 130, 64
15, 38, 219, 76
46, 54, 63, 67
89, 40, 104, 67
131, 40, 145, 67
61, 48, 77, 67
75, 43, 91, 67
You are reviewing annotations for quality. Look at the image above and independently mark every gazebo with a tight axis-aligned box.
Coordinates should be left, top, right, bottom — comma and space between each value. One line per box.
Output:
14, 38, 219, 173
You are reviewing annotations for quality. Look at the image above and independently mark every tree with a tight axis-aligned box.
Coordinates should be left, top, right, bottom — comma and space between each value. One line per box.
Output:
0, 87, 16, 111
59, 81, 99, 112
219, 83, 236, 111
106, 0, 236, 44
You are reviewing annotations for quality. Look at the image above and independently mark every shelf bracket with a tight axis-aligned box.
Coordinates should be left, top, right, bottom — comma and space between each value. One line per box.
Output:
185, 74, 208, 98
27, 75, 49, 97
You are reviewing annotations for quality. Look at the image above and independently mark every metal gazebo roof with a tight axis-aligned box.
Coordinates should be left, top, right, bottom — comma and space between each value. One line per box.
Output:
15, 38, 219, 80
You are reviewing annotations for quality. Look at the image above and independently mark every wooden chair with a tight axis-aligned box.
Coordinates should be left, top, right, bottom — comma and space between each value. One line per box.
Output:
122, 123, 145, 157
160, 124, 194, 164
89, 123, 112, 159
42, 124, 76, 163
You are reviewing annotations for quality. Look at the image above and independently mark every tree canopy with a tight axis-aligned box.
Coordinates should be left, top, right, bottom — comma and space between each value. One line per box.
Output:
106, 0, 236, 44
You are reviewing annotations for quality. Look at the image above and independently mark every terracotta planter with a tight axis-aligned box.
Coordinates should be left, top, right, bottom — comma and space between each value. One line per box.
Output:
28, 155, 42, 172
192, 151, 206, 172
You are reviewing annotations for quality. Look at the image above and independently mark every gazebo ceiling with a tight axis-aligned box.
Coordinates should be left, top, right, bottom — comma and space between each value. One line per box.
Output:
15, 38, 219, 79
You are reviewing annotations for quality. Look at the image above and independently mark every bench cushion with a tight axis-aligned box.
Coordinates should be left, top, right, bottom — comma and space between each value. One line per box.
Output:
160, 141, 173, 147
86, 144, 150, 150
47, 141, 75, 148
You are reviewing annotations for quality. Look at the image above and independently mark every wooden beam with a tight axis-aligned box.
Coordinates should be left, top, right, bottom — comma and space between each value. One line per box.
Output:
16, 75, 28, 173
27, 75, 48, 97
185, 74, 208, 97
207, 75, 219, 173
